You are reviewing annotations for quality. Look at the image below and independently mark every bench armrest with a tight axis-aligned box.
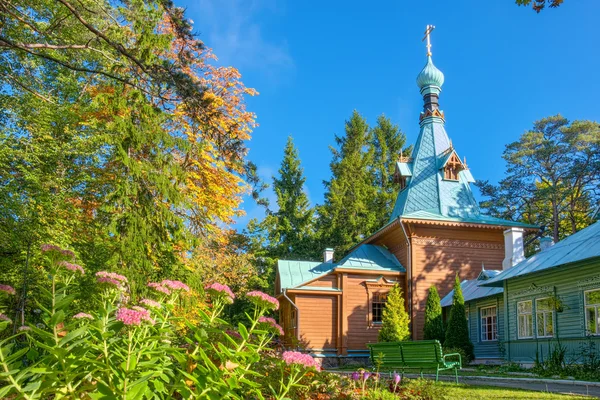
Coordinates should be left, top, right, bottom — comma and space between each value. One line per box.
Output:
443, 353, 462, 367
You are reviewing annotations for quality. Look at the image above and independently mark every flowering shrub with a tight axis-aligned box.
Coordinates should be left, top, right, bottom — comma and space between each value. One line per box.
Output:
0, 244, 321, 399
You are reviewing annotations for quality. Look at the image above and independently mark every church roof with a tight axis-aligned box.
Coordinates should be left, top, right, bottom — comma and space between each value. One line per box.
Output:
388, 54, 538, 230
440, 269, 503, 307
277, 244, 405, 290
482, 221, 600, 287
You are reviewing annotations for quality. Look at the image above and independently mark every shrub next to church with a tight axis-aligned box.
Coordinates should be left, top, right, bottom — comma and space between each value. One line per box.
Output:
423, 285, 445, 344
378, 284, 410, 342
444, 274, 474, 361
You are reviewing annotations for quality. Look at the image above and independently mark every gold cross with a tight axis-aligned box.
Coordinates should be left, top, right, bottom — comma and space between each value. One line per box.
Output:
422, 25, 435, 57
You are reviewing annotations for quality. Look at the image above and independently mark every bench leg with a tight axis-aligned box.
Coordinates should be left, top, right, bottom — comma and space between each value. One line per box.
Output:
435, 366, 439, 382
420, 368, 423, 379
454, 367, 458, 384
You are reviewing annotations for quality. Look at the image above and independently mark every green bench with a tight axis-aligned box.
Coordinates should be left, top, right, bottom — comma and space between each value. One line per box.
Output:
367, 340, 462, 383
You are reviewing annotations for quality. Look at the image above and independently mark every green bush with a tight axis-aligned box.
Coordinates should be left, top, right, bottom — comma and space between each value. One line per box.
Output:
378, 284, 410, 342
443, 273, 474, 361
423, 286, 444, 344
443, 346, 470, 365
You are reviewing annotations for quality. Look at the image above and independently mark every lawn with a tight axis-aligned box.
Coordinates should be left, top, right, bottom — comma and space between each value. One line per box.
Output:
442, 384, 588, 399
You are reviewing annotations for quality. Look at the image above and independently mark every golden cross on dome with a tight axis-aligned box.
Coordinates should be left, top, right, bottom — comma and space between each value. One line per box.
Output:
422, 25, 435, 57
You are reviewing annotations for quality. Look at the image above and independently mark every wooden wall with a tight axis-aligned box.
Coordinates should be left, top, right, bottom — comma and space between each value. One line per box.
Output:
371, 223, 506, 340
296, 294, 338, 351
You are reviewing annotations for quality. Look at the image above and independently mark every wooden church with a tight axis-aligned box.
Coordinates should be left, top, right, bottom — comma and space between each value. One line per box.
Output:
275, 28, 538, 358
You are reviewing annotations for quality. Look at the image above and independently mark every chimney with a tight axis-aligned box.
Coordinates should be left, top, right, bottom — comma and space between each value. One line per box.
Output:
323, 248, 334, 263
502, 228, 525, 270
539, 237, 554, 251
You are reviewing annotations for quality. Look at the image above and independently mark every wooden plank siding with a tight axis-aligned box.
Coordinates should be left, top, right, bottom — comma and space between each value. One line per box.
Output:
503, 260, 600, 363
466, 295, 505, 360
296, 295, 338, 351
372, 223, 505, 339
299, 274, 337, 289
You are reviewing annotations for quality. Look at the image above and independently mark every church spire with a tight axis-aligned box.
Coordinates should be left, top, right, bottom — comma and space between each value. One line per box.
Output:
416, 25, 445, 116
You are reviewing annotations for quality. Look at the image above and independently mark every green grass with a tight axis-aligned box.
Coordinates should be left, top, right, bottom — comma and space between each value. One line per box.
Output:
442, 384, 588, 399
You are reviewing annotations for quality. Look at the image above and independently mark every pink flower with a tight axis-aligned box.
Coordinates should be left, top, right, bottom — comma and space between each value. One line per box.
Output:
246, 291, 279, 310
116, 307, 154, 326
0, 314, 11, 324
61, 249, 75, 259
59, 261, 85, 275
148, 282, 171, 295
0, 285, 16, 295
73, 313, 93, 320
160, 280, 190, 292
281, 351, 318, 368
96, 271, 127, 288
41, 244, 62, 253
140, 299, 161, 309
205, 283, 235, 303
258, 316, 284, 336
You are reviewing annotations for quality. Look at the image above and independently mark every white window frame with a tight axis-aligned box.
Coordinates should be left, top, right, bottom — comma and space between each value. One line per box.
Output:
535, 297, 554, 338
371, 292, 387, 324
517, 300, 533, 339
480, 306, 498, 342
584, 288, 600, 336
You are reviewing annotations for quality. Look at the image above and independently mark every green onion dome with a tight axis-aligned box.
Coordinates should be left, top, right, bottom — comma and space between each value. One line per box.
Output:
416, 56, 444, 89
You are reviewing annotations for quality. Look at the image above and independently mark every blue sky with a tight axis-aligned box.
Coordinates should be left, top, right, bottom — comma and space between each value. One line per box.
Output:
181, 0, 600, 228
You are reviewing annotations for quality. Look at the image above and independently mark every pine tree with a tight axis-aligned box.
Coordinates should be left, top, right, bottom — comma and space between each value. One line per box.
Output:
378, 285, 410, 342
371, 115, 411, 227
266, 136, 315, 259
317, 111, 378, 257
444, 274, 474, 360
423, 286, 445, 344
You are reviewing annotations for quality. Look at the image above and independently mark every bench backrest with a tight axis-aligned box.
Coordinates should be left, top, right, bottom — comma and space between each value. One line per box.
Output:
367, 342, 403, 367
399, 340, 443, 367
368, 340, 444, 368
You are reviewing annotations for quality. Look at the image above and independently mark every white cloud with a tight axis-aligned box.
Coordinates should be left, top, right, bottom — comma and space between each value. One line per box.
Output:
190, 0, 294, 78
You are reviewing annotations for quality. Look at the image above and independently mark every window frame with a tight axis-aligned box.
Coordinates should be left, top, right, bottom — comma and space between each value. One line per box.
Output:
584, 288, 600, 336
535, 297, 555, 338
480, 306, 498, 342
517, 300, 533, 339
371, 292, 387, 325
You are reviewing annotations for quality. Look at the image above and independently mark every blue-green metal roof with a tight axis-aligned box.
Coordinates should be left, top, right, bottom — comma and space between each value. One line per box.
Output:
417, 56, 445, 90
277, 260, 335, 290
277, 245, 404, 290
388, 62, 537, 230
440, 270, 503, 307
338, 244, 405, 272
396, 162, 413, 177
482, 221, 600, 287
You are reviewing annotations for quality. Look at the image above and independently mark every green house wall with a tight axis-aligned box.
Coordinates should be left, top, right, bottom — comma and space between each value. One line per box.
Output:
502, 259, 600, 364
466, 295, 505, 360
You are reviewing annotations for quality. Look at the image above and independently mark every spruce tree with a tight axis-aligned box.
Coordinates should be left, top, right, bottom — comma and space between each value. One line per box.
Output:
378, 285, 410, 342
423, 286, 445, 344
266, 136, 315, 260
444, 274, 474, 360
317, 110, 378, 256
371, 115, 411, 227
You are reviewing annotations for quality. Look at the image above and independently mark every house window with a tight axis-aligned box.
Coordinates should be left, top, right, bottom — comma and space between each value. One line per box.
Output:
480, 306, 497, 341
517, 300, 533, 339
536, 298, 554, 338
372, 292, 387, 324
585, 289, 600, 335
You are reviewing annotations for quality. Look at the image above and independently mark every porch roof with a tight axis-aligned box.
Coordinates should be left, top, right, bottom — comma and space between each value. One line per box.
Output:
440, 270, 503, 307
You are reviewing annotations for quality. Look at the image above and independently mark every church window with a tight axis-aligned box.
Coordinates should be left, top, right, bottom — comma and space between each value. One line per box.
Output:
584, 289, 600, 335
517, 300, 533, 339
443, 153, 464, 181
480, 306, 497, 341
536, 298, 554, 338
372, 292, 387, 324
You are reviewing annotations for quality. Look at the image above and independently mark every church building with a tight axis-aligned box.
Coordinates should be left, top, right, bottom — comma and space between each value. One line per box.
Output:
275, 28, 538, 358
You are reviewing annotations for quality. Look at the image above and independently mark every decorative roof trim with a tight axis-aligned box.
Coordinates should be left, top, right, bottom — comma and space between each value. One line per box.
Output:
286, 288, 342, 296
419, 108, 445, 122
333, 268, 404, 276
412, 236, 503, 250
402, 218, 539, 231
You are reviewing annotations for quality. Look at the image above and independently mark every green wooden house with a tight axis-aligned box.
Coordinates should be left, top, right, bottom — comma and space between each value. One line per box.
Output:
481, 221, 600, 364
441, 269, 505, 363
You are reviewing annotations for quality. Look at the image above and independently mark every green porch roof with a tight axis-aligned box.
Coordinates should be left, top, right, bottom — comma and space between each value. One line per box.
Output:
277, 244, 404, 290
